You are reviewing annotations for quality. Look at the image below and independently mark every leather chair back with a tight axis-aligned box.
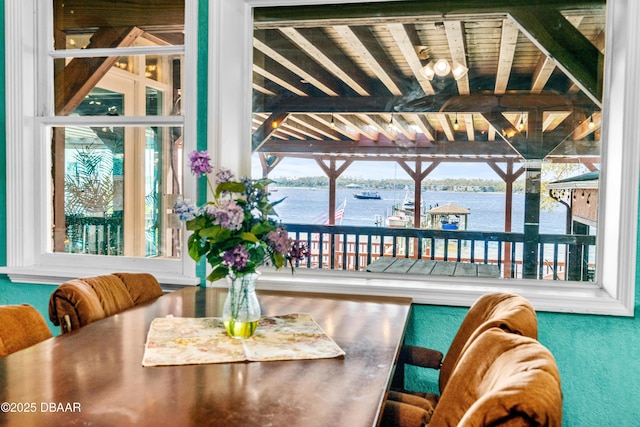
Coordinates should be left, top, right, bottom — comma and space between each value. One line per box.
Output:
49, 273, 162, 334
0, 304, 52, 356
429, 327, 562, 426
438, 292, 538, 393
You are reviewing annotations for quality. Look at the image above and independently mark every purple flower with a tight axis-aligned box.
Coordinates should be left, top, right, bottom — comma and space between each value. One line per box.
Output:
215, 168, 235, 185
213, 200, 245, 231
288, 240, 309, 262
222, 245, 250, 271
201, 204, 217, 218
174, 200, 197, 221
267, 228, 291, 255
188, 150, 213, 178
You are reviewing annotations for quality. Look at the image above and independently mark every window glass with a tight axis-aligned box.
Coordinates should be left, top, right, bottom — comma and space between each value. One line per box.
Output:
251, 1, 604, 283
54, 125, 183, 258
50, 0, 185, 259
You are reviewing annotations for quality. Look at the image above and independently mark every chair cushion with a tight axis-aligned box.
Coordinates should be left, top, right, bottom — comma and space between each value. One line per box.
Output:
113, 272, 163, 304
0, 304, 52, 356
438, 293, 538, 393
428, 328, 562, 427
80, 275, 135, 317
49, 279, 107, 330
381, 400, 431, 427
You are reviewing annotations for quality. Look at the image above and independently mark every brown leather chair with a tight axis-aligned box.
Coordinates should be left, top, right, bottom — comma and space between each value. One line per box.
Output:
113, 272, 163, 304
49, 273, 163, 334
0, 304, 53, 356
383, 327, 562, 427
390, 293, 538, 410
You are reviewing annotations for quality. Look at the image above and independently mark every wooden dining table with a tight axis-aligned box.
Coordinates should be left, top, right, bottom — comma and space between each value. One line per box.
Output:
0, 286, 412, 427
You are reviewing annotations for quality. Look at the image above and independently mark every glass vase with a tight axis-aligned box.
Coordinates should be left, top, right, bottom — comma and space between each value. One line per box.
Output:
222, 272, 261, 339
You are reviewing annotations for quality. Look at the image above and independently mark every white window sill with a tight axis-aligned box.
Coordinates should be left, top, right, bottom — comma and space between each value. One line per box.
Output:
0, 266, 201, 288
238, 269, 630, 316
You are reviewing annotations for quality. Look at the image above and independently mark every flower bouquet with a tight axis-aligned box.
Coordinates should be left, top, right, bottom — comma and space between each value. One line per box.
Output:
175, 150, 308, 338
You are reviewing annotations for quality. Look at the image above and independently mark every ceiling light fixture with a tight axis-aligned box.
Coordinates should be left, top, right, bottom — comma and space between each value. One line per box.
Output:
330, 113, 335, 129
453, 113, 459, 131
588, 115, 596, 129
420, 59, 468, 81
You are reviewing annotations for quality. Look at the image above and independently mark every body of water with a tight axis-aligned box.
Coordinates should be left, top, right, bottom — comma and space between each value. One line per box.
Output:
270, 187, 567, 234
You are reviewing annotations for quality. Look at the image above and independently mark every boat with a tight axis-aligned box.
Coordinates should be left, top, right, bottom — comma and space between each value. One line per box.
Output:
353, 191, 381, 200
402, 198, 415, 210
385, 214, 410, 228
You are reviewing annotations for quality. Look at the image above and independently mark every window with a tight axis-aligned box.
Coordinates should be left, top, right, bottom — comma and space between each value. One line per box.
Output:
207, 0, 638, 315
4, 0, 637, 314
3, 0, 199, 285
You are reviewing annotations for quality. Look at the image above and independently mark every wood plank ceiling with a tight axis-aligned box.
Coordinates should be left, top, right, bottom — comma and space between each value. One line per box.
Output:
251, 1, 606, 172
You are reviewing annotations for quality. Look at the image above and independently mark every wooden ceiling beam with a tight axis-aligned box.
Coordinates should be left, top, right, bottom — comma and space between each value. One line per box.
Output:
436, 113, 455, 141
308, 114, 361, 141
332, 25, 404, 96
254, 32, 342, 96
357, 114, 398, 141
406, 114, 436, 142
509, 8, 604, 106
257, 92, 588, 114
444, 20, 470, 95
389, 114, 417, 142
337, 114, 380, 140
531, 56, 556, 93
276, 27, 372, 96
253, 50, 311, 97
252, 111, 291, 151
286, 115, 343, 141
542, 111, 572, 132
495, 18, 519, 95
55, 26, 144, 116
464, 114, 475, 141
572, 111, 601, 140
386, 23, 435, 96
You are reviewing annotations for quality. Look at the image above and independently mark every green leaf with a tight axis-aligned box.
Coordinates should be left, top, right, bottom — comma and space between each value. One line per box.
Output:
252, 178, 274, 189
272, 253, 286, 269
207, 268, 227, 282
186, 216, 209, 231
240, 232, 259, 243
251, 221, 275, 235
216, 181, 246, 197
200, 226, 234, 244
188, 235, 203, 262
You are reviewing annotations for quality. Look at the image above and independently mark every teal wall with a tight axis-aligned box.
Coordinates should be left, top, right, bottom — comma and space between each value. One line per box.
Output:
1, 2, 639, 425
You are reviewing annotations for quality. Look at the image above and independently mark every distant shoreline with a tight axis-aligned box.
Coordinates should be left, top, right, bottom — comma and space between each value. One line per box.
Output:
270, 177, 525, 193
271, 184, 521, 194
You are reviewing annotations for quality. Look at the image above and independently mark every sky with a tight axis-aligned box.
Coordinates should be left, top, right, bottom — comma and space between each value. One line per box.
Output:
251, 155, 502, 181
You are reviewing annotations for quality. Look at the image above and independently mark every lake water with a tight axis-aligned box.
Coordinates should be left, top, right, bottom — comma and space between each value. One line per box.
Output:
270, 187, 567, 234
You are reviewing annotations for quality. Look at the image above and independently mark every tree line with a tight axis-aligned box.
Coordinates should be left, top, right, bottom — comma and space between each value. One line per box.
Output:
272, 176, 525, 193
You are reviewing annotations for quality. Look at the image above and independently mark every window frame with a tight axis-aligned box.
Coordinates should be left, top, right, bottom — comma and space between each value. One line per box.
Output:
206, 0, 639, 315
2, 0, 200, 285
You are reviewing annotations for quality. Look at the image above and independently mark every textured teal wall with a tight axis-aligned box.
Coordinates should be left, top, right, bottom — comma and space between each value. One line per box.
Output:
1, 2, 639, 426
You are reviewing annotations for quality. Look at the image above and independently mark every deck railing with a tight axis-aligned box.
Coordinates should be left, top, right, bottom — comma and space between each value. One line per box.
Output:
284, 223, 596, 281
